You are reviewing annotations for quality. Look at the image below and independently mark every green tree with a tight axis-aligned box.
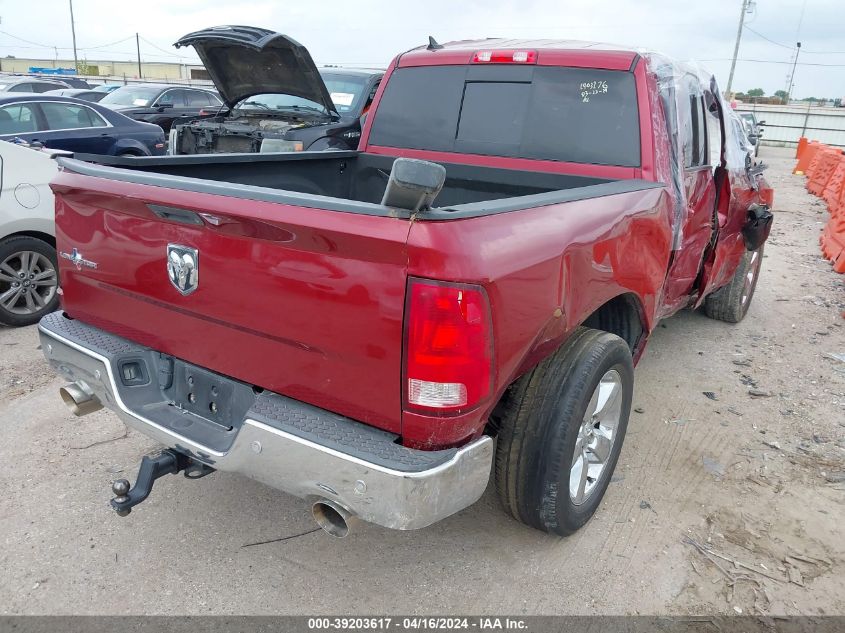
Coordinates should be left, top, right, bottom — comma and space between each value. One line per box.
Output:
774, 90, 788, 101
747, 88, 765, 97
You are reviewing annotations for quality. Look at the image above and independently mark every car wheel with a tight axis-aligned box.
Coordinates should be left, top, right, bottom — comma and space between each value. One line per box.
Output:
704, 246, 764, 323
0, 236, 60, 327
494, 327, 633, 536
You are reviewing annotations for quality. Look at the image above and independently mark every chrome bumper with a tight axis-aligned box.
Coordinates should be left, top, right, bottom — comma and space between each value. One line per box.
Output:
39, 314, 493, 530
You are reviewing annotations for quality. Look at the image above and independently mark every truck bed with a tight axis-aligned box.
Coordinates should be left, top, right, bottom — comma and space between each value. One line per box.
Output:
69, 151, 660, 218
50, 150, 666, 445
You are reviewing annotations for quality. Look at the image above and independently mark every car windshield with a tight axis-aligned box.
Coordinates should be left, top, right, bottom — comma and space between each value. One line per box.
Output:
236, 73, 369, 115
322, 73, 369, 113
99, 86, 161, 107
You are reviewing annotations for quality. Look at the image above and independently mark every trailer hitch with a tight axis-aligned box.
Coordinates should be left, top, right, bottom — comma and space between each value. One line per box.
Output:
110, 449, 214, 516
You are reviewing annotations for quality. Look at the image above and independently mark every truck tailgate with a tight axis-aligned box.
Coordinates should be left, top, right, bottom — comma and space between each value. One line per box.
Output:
51, 169, 410, 434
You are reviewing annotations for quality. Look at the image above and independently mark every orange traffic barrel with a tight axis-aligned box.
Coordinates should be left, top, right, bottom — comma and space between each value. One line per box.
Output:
795, 142, 821, 175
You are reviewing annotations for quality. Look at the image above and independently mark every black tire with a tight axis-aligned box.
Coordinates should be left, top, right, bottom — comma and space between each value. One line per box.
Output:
494, 327, 634, 536
703, 245, 764, 323
0, 236, 60, 327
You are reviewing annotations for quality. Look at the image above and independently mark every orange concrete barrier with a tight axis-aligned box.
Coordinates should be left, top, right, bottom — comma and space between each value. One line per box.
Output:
823, 159, 845, 213
820, 218, 845, 273
795, 137, 808, 159
795, 142, 822, 176
820, 179, 845, 274
809, 150, 844, 196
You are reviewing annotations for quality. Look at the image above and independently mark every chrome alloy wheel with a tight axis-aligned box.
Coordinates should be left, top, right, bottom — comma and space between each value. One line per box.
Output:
569, 369, 623, 505
0, 250, 58, 316
741, 250, 761, 307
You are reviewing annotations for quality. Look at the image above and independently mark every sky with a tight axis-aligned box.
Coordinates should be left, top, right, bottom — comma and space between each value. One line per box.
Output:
0, 0, 843, 98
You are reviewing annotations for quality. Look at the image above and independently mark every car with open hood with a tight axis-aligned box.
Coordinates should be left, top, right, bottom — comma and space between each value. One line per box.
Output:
98, 83, 223, 134
168, 26, 382, 154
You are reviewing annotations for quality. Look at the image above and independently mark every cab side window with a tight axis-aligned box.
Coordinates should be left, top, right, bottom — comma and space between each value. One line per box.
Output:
0, 103, 41, 134
682, 82, 708, 168
40, 102, 108, 130
156, 90, 185, 106
185, 90, 213, 106
704, 91, 724, 167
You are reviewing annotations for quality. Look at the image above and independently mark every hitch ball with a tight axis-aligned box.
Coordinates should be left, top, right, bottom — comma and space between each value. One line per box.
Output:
111, 479, 132, 516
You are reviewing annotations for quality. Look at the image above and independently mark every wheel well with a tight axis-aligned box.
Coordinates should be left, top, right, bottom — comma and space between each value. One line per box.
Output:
581, 294, 645, 354
5, 230, 56, 249
488, 293, 646, 437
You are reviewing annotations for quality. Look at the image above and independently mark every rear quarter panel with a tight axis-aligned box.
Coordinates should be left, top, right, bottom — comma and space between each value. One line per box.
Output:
404, 185, 672, 446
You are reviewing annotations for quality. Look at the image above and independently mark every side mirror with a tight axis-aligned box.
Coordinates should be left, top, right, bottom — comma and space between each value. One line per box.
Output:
758, 120, 766, 125
156, 102, 174, 111
381, 158, 446, 213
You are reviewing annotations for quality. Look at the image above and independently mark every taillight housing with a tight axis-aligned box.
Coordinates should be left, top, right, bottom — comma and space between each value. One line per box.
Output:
403, 278, 494, 416
472, 49, 537, 64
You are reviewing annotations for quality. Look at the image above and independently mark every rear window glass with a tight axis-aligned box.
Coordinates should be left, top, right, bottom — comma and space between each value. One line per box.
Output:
369, 65, 641, 167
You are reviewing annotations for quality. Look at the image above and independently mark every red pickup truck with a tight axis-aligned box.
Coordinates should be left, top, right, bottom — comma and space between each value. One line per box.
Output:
40, 33, 773, 537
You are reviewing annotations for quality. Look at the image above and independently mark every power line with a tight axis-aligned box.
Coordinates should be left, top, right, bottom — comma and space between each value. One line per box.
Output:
0, 43, 197, 61
82, 36, 136, 51
0, 29, 53, 48
0, 29, 194, 60
744, 25, 845, 54
698, 57, 845, 67
139, 36, 188, 59
743, 26, 793, 49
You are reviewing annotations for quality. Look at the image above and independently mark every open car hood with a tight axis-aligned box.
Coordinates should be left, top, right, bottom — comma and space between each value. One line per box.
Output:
174, 25, 338, 115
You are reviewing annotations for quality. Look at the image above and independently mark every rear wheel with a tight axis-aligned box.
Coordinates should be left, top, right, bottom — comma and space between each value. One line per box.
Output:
704, 246, 763, 323
494, 327, 633, 536
0, 236, 59, 327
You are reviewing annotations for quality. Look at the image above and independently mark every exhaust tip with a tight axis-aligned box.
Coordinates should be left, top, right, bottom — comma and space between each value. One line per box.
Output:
60, 381, 103, 417
312, 501, 357, 538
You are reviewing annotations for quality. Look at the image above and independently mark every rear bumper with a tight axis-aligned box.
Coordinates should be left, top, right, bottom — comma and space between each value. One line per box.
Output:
39, 312, 493, 530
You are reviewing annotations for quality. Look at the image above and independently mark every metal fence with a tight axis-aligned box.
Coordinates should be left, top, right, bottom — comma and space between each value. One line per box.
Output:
735, 103, 845, 149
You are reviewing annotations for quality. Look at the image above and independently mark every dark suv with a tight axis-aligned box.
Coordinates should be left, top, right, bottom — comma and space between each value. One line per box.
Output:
98, 84, 222, 133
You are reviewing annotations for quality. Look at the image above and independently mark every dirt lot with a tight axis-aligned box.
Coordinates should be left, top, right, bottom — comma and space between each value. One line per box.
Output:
0, 146, 842, 616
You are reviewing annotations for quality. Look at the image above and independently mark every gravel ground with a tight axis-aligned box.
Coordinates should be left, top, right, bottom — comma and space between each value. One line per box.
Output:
0, 146, 842, 615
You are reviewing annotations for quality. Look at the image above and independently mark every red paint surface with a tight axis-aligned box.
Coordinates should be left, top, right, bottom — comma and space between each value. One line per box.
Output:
52, 173, 411, 433
51, 40, 772, 449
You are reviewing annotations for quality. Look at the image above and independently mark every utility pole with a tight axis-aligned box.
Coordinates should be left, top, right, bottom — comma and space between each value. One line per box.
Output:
725, 0, 751, 99
785, 42, 801, 103
68, 0, 79, 73
136, 33, 142, 78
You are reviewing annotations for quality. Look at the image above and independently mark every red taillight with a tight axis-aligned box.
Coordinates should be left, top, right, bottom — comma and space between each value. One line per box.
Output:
404, 279, 494, 415
472, 49, 537, 64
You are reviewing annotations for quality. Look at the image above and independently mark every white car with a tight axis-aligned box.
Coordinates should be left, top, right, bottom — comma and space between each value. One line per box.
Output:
0, 141, 59, 326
